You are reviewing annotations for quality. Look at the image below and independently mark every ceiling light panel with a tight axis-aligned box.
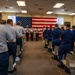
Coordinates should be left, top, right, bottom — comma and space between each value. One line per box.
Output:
69, 13, 75, 15
53, 3, 64, 8
17, 1, 26, 6
46, 11, 53, 14
21, 10, 27, 13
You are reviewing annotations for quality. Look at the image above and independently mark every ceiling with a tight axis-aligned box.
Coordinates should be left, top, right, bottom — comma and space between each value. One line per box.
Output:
0, 0, 75, 15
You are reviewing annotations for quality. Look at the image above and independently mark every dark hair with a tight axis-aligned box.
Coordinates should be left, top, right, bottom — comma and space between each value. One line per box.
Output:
66, 24, 70, 27
61, 27, 64, 29
7, 19, 12, 24
55, 24, 58, 27
72, 25, 75, 29
17, 21, 21, 25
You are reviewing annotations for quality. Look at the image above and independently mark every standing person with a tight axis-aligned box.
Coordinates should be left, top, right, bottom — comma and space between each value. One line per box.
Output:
30, 27, 34, 41
43, 26, 48, 48
6, 19, 20, 64
52, 24, 61, 51
58, 24, 73, 70
0, 13, 13, 75
71, 25, 75, 52
15, 21, 25, 51
35, 27, 39, 41
47, 26, 52, 51
25, 25, 29, 41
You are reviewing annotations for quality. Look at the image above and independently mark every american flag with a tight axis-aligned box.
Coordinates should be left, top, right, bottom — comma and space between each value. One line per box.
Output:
32, 17, 57, 37
16, 17, 32, 28
16, 17, 57, 38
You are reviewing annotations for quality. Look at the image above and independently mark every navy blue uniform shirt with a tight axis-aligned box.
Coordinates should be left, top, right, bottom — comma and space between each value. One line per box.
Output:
52, 28, 61, 43
60, 29, 73, 50
47, 29, 52, 41
43, 29, 48, 39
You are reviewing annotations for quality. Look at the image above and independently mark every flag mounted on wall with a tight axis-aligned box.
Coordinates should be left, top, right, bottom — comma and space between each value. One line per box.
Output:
16, 17, 57, 28
16, 17, 57, 38
16, 17, 32, 28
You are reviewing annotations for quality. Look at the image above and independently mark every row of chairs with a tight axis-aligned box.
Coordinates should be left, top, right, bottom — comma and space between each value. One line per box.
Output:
43, 39, 75, 75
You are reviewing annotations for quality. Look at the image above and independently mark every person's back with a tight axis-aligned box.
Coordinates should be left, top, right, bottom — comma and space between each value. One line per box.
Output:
15, 25, 24, 37
0, 25, 12, 53
52, 24, 61, 45
71, 25, 75, 51
0, 25, 13, 75
43, 26, 48, 39
58, 24, 73, 69
47, 27, 52, 41
52, 28, 61, 40
51, 24, 61, 51
60, 29, 73, 50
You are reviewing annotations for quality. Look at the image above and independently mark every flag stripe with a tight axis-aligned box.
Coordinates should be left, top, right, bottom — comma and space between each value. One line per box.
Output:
32, 22, 56, 24
32, 19, 57, 22
32, 17, 57, 19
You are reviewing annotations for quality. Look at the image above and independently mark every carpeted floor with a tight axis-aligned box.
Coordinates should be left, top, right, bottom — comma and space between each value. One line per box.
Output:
9, 41, 69, 75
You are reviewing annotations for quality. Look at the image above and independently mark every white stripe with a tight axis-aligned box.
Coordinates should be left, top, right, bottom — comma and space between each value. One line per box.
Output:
32, 22, 56, 24
32, 19, 57, 21
32, 25, 51, 27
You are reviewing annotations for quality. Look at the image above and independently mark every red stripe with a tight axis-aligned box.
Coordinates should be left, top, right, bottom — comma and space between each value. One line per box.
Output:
33, 26, 53, 29
32, 20, 56, 22
32, 17, 57, 19
32, 24, 55, 25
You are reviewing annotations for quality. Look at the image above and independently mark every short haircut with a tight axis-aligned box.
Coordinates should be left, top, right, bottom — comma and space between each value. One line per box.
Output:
55, 24, 58, 27
17, 21, 21, 25
72, 25, 75, 29
7, 19, 12, 24
46, 26, 48, 29
66, 24, 70, 27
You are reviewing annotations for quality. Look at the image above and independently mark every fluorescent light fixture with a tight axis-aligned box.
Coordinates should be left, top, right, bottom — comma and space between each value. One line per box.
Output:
3, 11, 18, 13
17, 1, 26, 6
69, 13, 75, 15
9, 6, 13, 9
21, 10, 27, 13
46, 11, 53, 14
61, 9, 65, 11
0, 11, 2, 12
53, 3, 64, 8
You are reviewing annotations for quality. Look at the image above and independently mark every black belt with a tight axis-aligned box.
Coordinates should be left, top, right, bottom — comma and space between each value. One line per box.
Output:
0, 51, 8, 54
7, 42, 16, 44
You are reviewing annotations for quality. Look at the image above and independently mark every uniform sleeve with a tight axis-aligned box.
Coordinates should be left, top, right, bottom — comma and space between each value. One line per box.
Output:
22, 27, 25, 34
15, 28, 20, 37
5, 28, 13, 41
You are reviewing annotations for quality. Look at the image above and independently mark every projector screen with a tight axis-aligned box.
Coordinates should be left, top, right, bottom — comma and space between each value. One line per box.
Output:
8, 16, 16, 23
56, 17, 64, 25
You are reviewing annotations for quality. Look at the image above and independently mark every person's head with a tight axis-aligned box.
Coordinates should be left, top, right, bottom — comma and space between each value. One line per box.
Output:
0, 13, 2, 24
72, 25, 75, 30
36, 27, 38, 29
17, 21, 21, 26
46, 26, 48, 30
65, 24, 71, 30
26, 25, 29, 28
7, 19, 13, 26
55, 24, 58, 28
61, 26, 65, 31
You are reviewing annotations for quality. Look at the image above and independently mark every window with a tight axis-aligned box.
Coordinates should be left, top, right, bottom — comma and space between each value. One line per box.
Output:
56, 17, 64, 25
8, 16, 16, 23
